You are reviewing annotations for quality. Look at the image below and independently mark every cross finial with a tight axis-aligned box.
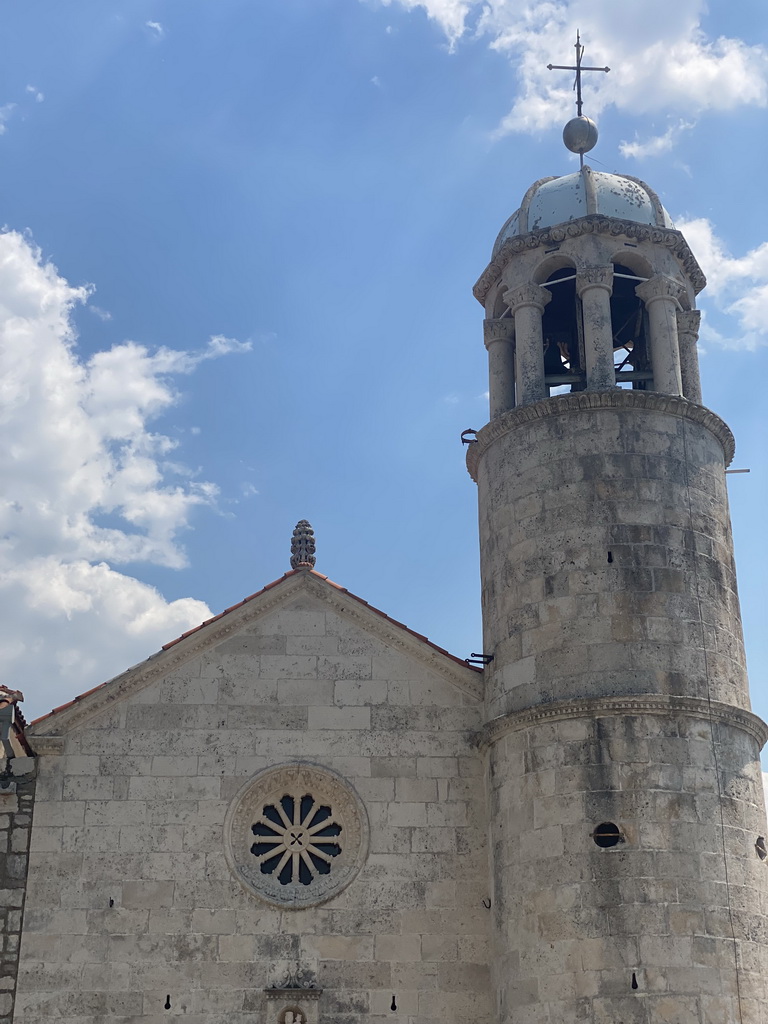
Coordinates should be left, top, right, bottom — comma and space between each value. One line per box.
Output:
547, 32, 609, 165
547, 31, 609, 117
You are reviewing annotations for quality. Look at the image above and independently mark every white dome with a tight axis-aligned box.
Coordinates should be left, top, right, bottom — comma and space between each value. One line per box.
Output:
492, 166, 674, 258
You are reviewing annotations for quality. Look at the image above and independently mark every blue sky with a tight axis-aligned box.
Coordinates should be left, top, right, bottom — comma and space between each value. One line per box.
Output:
0, 0, 766, 729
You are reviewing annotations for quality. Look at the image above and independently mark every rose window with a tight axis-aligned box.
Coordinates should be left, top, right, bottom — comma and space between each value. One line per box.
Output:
225, 763, 369, 907
251, 794, 342, 885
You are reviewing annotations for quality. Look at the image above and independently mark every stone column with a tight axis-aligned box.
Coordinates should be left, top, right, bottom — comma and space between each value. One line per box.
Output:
576, 266, 615, 391
503, 284, 550, 406
635, 275, 686, 396
483, 318, 516, 418
677, 309, 703, 404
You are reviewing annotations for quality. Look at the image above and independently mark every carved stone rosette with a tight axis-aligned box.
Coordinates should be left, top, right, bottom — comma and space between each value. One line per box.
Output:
224, 763, 369, 908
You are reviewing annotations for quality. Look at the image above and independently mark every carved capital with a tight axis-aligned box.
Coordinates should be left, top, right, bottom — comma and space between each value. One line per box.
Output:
502, 283, 551, 314
677, 308, 701, 342
635, 274, 687, 308
576, 265, 613, 296
483, 318, 515, 349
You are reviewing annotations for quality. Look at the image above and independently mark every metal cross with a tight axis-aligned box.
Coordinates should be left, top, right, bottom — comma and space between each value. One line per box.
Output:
547, 31, 609, 117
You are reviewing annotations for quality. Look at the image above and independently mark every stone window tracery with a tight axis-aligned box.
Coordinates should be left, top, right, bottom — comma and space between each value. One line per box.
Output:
251, 793, 343, 885
225, 763, 368, 907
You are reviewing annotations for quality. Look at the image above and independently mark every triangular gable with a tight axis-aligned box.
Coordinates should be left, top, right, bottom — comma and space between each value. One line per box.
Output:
28, 569, 482, 741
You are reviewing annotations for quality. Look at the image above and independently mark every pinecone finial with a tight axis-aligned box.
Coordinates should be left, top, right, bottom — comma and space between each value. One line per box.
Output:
290, 520, 316, 570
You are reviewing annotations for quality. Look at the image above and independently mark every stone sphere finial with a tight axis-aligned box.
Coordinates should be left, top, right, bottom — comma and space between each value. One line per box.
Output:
563, 115, 598, 154
290, 520, 316, 570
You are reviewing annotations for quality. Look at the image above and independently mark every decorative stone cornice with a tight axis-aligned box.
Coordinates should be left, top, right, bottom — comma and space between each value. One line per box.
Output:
483, 318, 515, 349
503, 283, 551, 314
576, 265, 613, 295
27, 735, 65, 756
265, 989, 322, 1001
474, 216, 706, 306
635, 273, 688, 309
465, 389, 735, 481
476, 694, 768, 750
26, 572, 482, 740
677, 309, 702, 341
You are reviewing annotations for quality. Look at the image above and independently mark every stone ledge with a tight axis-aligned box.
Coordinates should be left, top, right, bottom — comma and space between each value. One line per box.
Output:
473, 215, 705, 305
477, 693, 768, 750
265, 989, 323, 1001
466, 389, 735, 481
27, 736, 64, 756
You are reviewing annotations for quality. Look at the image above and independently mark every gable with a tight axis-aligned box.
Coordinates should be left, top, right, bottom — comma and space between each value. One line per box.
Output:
28, 571, 481, 742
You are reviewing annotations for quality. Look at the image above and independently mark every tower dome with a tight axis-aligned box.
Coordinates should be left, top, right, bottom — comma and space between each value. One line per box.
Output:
492, 165, 675, 258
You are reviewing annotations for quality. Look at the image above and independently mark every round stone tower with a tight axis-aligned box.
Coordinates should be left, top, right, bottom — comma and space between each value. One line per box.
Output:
470, 164, 768, 1022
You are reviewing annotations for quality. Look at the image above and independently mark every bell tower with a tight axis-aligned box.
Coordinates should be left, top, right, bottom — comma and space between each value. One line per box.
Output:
471, 39, 768, 1024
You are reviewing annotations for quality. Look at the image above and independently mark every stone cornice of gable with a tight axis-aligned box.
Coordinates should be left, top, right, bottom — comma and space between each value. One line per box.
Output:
28, 571, 482, 744
473, 216, 706, 306
476, 694, 768, 750
465, 390, 735, 482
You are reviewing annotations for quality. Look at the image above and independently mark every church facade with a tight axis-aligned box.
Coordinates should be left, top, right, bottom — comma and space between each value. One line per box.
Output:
2, 152, 768, 1023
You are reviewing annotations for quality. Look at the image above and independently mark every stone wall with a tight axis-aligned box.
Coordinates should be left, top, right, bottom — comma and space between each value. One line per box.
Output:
472, 394, 746, 720
470, 391, 768, 1023
0, 758, 35, 1024
486, 709, 768, 1024
17, 583, 492, 1024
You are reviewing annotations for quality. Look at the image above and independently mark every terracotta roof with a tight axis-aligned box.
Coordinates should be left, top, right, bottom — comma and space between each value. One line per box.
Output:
32, 569, 479, 726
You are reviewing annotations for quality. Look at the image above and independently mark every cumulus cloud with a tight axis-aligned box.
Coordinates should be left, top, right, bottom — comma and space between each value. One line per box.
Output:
367, 0, 768, 138
676, 217, 768, 350
0, 230, 249, 716
145, 20, 164, 39
25, 85, 44, 104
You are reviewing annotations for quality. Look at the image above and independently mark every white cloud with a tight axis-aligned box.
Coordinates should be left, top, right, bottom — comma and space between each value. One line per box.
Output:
374, 0, 473, 48
0, 230, 249, 716
145, 20, 164, 39
619, 120, 694, 160
25, 85, 44, 104
368, 0, 768, 138
0, 103, 16, 136
677, 217, 768, 350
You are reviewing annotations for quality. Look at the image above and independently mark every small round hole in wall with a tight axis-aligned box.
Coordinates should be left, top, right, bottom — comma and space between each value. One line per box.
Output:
592, 822, 623, 848
756, 837, 767, 861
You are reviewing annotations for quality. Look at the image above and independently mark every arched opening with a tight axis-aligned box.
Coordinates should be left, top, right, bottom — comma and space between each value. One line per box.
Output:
491, 284, 512, 321
540, 267, 585, 394
611, 263, 652, 390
